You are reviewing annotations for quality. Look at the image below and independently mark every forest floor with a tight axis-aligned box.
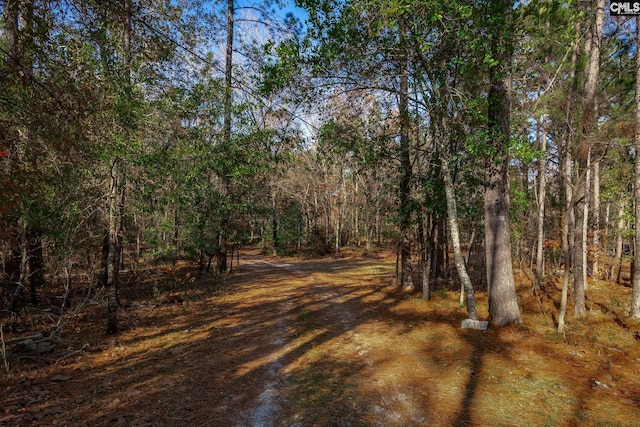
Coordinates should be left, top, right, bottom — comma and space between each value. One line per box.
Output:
2, 248, 640, 426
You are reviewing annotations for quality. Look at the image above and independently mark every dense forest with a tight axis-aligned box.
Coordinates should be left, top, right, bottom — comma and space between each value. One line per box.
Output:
2, 0, 640, 338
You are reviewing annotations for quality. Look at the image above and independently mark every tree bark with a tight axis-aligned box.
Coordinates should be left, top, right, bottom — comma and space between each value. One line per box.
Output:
106, 160, 119, 335
398, 18, 413, 291
535, 116, 547, 287
272, 190, 278, 256
592, 159, 601, 277
631, 14, 640, 318
441, 146, 478, 320
558, 138, 574, 334
430, 219, 439, 290
418, 213, 431, 300
216, 0, 234, 274
484, 0, 521, 326
614, 202, 625, 282
573, 0, 604, 318
603, 201, 610, 263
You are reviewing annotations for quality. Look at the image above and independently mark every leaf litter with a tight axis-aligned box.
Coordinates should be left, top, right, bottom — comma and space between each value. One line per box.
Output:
1, 248, 640, 426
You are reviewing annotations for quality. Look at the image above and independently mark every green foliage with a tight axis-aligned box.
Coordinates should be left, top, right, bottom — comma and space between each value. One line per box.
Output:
433, 288, 449, 300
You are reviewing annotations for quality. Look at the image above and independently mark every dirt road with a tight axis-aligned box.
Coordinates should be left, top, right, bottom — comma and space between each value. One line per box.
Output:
3, 249, 640, 426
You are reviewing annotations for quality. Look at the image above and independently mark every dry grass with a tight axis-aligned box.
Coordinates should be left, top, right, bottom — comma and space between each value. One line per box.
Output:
1, 248, 640, 426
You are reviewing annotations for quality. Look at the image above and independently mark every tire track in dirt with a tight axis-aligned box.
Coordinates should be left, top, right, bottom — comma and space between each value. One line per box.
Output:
225, 253, 430, 426
236, 258, 310, 427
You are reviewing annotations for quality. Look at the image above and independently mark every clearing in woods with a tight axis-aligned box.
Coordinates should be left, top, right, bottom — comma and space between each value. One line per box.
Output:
2, 248, 640, 426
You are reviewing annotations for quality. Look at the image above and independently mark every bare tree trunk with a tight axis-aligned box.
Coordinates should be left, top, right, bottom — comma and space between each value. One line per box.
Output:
224, 0, 233, 147
116, 167, 126, 275
106, 160, 119, 335
558, 139, 574, 334
484, 0, 521, 326
441, 147, 478, 320
376, 206, 381, 246
573, 158, 589, 317
100, 229, 109, 287
272, 190, 278, 256
105, 0, 134, 334
535, 117, 548, 287
334, 211, 340, 255
213, 0, 236, 274
632, 15, 640, 317
613, 202, 625, 282
134, 212, 141, 273
583, 149, 592, 290
466, 226, 476, 268
603, 201, 610, 263
419, 214, 431, 300
354, 181, 360, 247
398, 19, 413, 291
592, 159, 601, 277
615, 203, 625, 258
573, 0, 604, 318
558, 18, 581, 334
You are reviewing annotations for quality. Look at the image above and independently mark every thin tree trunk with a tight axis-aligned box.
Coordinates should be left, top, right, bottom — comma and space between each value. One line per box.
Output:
116, 167, 126, 274
272, 190, 278, 256
558, 139, 575, 334
106, 160, 119, 335
535, 116, 548, 287
573, 0, 604, 318
558, 204, 574, 335
614, 202, 625, 281
214, 0, 235, 275
105, 0, 134, 334
466, 226, 476, 268
441, 147, 478, 320
443, 220, 450, 279
134, 212, 140, 273
326, 198, 331, 247
573, 158, 588, 317
376, 206, 381, 246
603, 201, 610, 263
419, 213, 431, 300
335, 211, 340, 255
224, 0, 233, 146
616, 203, 625, 258
592, 159, 601, 277
632, 14, 640, 318
354, 179, 360, 246
398, 19, 413, 291
100, 229, 109, 287
431, 219, 441, 287
558, 18, 581, 334
583, 149, 592, 290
